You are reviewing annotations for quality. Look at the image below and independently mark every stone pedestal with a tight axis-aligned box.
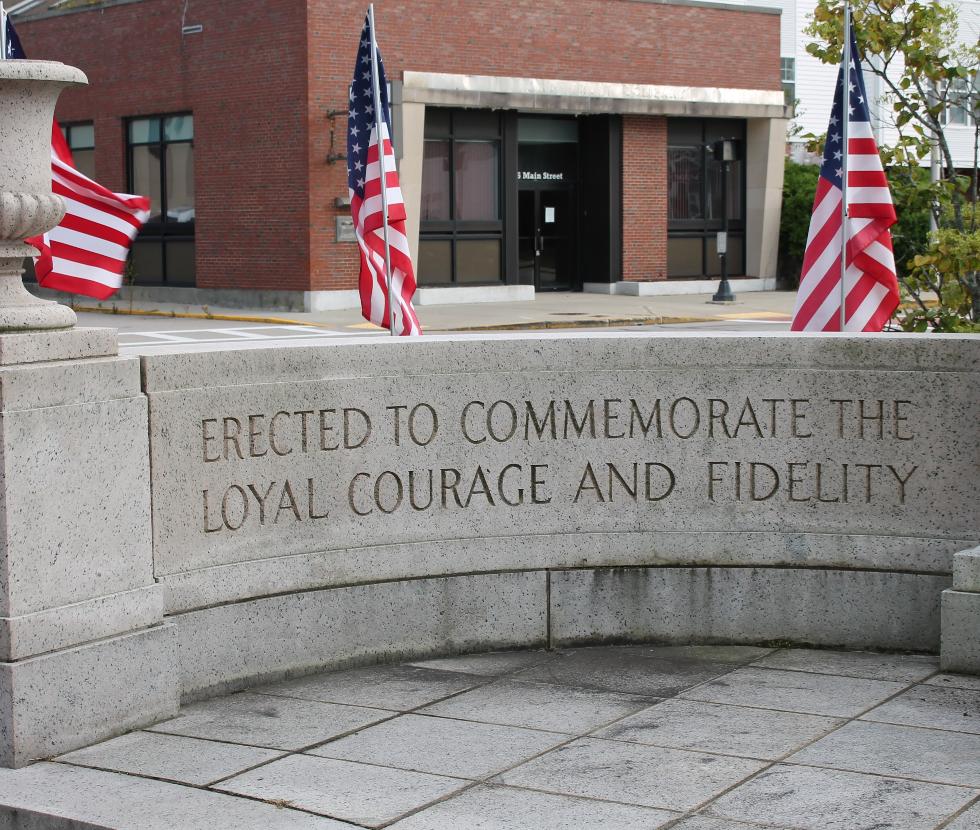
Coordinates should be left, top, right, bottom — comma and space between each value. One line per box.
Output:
941, 545, 980, 674
0, 61, 179, 767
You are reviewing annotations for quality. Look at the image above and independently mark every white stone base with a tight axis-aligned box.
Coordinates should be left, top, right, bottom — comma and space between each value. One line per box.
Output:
941, 545, 980, 674
414, 284, 535, 306
588, 278, 778, 296
0, 625, 178, 767
303, 289, 361, 312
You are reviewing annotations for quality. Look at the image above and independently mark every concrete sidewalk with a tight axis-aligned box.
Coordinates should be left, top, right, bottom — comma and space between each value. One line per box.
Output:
39, 287, 798, 332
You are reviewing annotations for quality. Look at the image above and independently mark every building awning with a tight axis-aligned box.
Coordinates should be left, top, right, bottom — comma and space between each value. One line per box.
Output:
402, 72, 790, 120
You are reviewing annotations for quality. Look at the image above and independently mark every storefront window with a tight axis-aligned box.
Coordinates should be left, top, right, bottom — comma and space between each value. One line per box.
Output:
61, 122, 95, 179
667, 118, 745, 278
127, 114, 195, 286
419, 108, 503, 286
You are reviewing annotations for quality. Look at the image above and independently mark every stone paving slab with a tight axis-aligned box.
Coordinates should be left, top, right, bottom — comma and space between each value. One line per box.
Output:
407, 649, 556, 676
787, 720, 980, 787
57, 731, 284, 786
386, 783, 679, 829
146, 692, 394, 750
860, 684, 980, 734
513, 646, 735, 696
595, 698, 843, 760
307, 714, 570, 779
215, 753, 468, 828
494, 737, 767, 812
0, 762, 348, 829
419, 677, 658, 733
2, 645, 979, 829
255, 664, 487, 711
750, 648, 939, 682
705, 764, 978, 830
680, 666, 907, 717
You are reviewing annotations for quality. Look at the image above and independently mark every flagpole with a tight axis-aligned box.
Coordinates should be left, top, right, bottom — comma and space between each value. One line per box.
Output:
1, 2, 8, 61
839, 1, 851, 332
367, 3, 397, 337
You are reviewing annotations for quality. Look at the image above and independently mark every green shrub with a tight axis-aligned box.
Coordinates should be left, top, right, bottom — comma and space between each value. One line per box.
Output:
778, 160, 819, 287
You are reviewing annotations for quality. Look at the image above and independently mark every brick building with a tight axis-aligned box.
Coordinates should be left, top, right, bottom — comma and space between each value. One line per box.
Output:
13, 0, 789, 310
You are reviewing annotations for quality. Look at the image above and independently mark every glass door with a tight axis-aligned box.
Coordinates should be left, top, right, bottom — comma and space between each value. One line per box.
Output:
518, 188, 575, 291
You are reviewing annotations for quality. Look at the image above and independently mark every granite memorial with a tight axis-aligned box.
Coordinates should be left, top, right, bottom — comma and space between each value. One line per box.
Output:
0, 58, 977, 772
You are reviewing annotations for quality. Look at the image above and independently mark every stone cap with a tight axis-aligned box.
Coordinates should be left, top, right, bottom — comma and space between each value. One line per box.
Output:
0, 60, 87, 86
953, 545, 980, 593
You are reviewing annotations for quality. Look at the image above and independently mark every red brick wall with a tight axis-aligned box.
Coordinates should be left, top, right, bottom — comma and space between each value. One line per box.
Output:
622, 116, 668, 282
19, 0, 779, 295
17, 0, 310, 293
307, 0, 780, 292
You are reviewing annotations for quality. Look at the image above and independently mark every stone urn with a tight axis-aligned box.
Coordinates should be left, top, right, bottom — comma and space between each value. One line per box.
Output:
0, 59, 87, 331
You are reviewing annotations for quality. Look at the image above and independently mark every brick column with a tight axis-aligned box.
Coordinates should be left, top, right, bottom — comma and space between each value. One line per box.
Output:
621, 115, 667, 282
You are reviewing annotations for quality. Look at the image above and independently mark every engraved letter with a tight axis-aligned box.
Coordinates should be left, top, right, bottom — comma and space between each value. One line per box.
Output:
887, 464, 917, 505
668, 398, 700, 439
497, 464, 525, 506
248, 414, 268, 458
221, 484, 249, 530
222, 417, 245, 460
344, 408, 372, 449
348, 472, 372, 515
269, 411, 292, 456
461, 401, 486, 444
573, 462, 604, 503
525, 401, 557, 440
645, 463, 675, 501
409, 403, 439, 446
749, 463, 779, 501
202, 489, 222, 532
274, 480, 302, 523
202, 419, 221, 462
787, 462, 810, 502
530, 464, 551, 504
247, 481, 277, 524
708, 461, 728, 502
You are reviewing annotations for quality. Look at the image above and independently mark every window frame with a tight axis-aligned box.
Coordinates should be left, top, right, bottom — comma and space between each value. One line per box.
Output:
125, 112, 195, 287
419, 108, 505, 286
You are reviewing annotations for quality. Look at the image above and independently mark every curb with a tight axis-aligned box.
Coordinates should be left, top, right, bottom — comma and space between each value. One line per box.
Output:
69, 304, 318, 327
430, 315, 716, 332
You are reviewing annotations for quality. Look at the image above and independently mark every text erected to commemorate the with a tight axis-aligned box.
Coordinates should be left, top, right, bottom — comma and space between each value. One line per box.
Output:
195, 394, 924, 534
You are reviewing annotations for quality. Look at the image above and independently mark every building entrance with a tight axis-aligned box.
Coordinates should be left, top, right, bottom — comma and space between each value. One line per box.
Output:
516, 119, 579, 292
518, 187, 575, 291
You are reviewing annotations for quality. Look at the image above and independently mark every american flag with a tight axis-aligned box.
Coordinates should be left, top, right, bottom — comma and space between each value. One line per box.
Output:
790, 28, 899, 332
348, 12, 421, 336
6, 16, 150, 300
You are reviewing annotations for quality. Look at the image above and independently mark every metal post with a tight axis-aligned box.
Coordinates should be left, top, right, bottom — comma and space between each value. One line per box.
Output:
368, 3, 397, 336
712, 155, 735, 302
839, 2, 851, 331
1, 2, 8, 61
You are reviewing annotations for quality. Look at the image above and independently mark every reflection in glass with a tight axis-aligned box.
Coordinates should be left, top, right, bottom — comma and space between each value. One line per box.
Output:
418, 239, 452, 284
131, 240, 164, 281
166, 143, 195, 223
128, 118, 160, 144
421, 140, 450, 221
72, 149, 95, 180
667, 237, 703, 277
165, 241, 196, 285
164, 115, 194, 142
454, 141, 498, 221
455, 239, 501, 283
131, 145, 163, 221
668, 147, 702, 220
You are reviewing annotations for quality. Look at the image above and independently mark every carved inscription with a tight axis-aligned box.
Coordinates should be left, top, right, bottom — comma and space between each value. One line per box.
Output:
197, 396, 921, 533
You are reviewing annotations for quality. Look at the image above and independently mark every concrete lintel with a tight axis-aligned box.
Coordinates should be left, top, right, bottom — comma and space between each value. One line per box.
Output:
414, 284, 534, 306
614, 278, 777, 296
403, 72, 791, 119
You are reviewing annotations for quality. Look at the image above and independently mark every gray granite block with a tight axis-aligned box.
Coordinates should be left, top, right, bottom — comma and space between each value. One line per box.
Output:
680, 667, 907, 717
56, 731, 283, 786
256, 664, 487, 711
148, 692, 392, 750
595, 699, 842, 760
861, 684, 980, 734
640, 645, 774, 665
927, 673, 980, 691
787, 720, 980, 787
409, 649, 555, 676
0, 328, 115, 365
0, 761, 348, 828
513, 646, 734, 696
751, 647, 938, 682
420, 678, 657, 733
387, 783, 678, 829
494, 737, 766, 812
669, 818, 786, 830
942, 590, 980, 674
706, 764, 978, 830
173, 572, 547, 698
953, 546, 980, 592
0, 624, 178, 767
308, 713, 569, 779
215, 753, 469, 828
945, 801, 980, 829
550, 567, 951, 652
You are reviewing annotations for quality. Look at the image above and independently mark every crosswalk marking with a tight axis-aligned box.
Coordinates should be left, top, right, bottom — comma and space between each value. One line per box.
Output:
117, 324, 384, 352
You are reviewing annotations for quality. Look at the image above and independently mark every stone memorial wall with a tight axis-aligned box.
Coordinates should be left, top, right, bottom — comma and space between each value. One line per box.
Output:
141, 333, 979, 699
